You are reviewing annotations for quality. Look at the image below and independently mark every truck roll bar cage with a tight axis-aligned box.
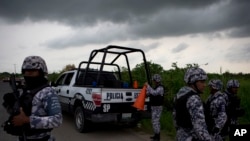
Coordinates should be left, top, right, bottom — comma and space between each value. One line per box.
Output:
75, 45, 151, 87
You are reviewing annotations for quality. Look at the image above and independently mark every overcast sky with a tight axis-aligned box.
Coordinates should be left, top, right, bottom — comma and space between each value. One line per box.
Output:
0, 0, 250, 74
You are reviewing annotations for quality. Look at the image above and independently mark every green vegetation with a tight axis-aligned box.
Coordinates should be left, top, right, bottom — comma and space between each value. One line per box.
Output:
129, 62, 250, 139
1, 62, 249, 139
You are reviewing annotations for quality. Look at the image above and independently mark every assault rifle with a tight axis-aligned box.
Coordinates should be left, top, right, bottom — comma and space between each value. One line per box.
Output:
2, 74, 21, 115
2, 74, 26, 141
9, 73, 21, 115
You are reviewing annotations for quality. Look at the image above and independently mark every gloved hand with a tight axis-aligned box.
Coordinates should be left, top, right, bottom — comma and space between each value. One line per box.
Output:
2, 93, 19, 115
2, 93, 17, 108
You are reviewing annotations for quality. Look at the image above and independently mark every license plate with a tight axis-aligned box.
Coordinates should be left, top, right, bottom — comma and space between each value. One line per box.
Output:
122, 113, 132, 119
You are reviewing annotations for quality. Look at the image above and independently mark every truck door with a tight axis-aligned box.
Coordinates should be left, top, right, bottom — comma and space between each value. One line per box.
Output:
55, 72, 74, 112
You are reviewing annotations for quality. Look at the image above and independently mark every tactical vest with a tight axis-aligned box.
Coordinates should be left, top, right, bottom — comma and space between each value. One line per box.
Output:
204, 94, 224, 133
149, 85, 164, 106
3, 84, 53, 136
175, 91, 197, 128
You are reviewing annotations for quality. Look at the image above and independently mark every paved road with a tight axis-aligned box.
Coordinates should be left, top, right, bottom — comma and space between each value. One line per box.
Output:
0, 81, 153, 141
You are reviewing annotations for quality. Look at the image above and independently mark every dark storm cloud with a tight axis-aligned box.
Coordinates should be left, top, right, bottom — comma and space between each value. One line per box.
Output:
1, 0, 250, 48
0, 0, 219, 25
43, 23, 130, 48
129, 0, 250, 38
172, 43, 189, 53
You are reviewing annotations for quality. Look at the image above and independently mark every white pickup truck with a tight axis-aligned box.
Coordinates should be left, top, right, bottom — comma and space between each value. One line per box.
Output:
53, 46, 151, 132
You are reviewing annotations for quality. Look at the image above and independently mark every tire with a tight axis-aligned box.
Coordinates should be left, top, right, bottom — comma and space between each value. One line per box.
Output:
74, 106, 91, 133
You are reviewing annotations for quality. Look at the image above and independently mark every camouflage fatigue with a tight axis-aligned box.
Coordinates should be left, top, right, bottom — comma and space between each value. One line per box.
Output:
206, 91, 227, 141
151, 106, 163, 134
20, 87, 62, 140
146, 84, 164, 134
146, 84, 164, 97
173, 86, 212, 141
206, 91, 227, 129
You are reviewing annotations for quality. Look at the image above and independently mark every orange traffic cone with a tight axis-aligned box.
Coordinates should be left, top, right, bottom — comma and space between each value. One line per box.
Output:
133, 80, 138, 89
132, 86, 146, 111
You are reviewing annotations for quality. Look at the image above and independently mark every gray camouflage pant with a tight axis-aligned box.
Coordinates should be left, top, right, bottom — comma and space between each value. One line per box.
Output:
151, 106, 163, 134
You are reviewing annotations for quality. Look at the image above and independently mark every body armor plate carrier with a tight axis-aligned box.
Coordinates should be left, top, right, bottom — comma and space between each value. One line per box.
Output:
175, 91, 197, 128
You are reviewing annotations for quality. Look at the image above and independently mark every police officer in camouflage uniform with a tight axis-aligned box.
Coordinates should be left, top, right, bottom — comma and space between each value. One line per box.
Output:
145, 74, 164, 141
205, 79, 227, 141
222, 79, 244, 140
173, 67, 212, 141
2, 56, 62, 141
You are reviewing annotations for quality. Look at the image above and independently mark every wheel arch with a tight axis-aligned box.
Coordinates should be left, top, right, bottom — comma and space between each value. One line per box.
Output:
73, 93, 85, 112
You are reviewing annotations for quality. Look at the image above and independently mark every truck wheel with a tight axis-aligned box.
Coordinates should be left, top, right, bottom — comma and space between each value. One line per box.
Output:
74, 106, 91, 133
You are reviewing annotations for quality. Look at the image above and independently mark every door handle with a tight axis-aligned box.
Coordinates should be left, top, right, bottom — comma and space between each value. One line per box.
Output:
66, 90, 69, 94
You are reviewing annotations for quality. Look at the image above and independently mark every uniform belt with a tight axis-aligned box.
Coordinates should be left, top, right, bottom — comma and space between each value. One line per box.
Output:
19, 135, 50, 141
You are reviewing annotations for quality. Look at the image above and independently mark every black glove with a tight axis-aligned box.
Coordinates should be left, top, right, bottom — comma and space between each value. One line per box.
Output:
2, 93, 19, 115
2, 93, 17, 108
